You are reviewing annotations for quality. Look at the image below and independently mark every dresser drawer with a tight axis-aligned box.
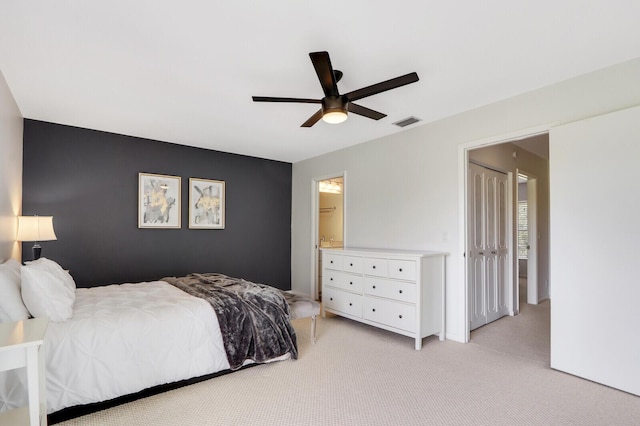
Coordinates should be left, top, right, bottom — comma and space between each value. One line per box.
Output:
363, 257, 388, 277
323, 270, 363, 293
323, 269, 341, 288
388, 259, 417, 281
363, 297, 416, 332
342, 255, 363, 274
363, 278, 416, 303
324, 287, 362, 317
323, 252, 343, 270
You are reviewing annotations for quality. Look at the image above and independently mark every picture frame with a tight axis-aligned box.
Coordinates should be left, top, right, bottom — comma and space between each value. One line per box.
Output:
138, 173, 181, 228
189, 177, 225, 229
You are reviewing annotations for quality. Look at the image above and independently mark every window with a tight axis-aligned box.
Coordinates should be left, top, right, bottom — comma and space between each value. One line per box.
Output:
518, 200, 528, 259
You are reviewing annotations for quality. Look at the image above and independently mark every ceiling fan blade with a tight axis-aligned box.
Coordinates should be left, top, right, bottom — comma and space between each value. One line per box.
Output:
310, 51, 339, 98
301, 109, 324, 127
344, 72, 419, 102
348, 103, 387, 120
252, 96, 321, 104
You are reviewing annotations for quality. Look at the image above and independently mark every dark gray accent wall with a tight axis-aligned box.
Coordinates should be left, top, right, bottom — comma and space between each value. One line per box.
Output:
22, 120, 292, 289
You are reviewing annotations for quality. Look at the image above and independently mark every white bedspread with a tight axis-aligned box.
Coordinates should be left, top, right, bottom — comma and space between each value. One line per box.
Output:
0, 281, 230, 414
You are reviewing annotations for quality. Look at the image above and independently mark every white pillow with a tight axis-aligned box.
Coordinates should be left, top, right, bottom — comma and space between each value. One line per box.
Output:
21, 257, 76, 322
0, 258, 30, 322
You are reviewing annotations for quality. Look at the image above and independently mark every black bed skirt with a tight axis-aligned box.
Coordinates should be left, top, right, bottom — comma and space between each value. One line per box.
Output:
48, 364, 258, 424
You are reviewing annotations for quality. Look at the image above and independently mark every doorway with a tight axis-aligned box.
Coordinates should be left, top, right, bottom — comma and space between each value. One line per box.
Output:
312, 174, 345, 300
462, 130, 549, 340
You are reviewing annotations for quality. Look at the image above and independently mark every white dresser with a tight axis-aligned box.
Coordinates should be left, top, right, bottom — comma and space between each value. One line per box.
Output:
321, 248, 446, 350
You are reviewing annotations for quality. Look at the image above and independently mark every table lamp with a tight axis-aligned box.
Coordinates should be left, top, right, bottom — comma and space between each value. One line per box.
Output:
17, 216, 57, 260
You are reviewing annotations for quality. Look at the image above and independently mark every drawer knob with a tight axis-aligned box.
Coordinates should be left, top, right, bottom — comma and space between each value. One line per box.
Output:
399, 315, 403, 319
372, 265, 376, 269
372, 285, 376, 289
372, 308, 376, 312
399, 268, 403, 272
330, 277, 333, 281
349, 303, 352, 306
330, 260, 334, 263
399, 290, 403, 294
349, 281, 353, 285
330, 297, 333, 301
350, 263, 353, 266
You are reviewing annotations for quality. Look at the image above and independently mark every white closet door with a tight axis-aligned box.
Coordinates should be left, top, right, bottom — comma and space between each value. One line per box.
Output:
485, 169, 510, 323
550, 105, 640, 396
468, 163, 486, 330
468, 162, 509, 331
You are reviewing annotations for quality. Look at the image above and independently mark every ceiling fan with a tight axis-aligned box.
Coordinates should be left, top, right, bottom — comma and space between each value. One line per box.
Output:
252, 51, 419, 127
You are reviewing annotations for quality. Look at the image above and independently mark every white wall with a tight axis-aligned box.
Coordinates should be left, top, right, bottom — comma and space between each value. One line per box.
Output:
0, 69, 23, 262
292, 57, 640, 344
550, 105, 640, 396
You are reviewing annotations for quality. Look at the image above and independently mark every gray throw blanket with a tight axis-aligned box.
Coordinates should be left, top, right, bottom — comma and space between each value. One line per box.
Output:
162, 273, 298, 370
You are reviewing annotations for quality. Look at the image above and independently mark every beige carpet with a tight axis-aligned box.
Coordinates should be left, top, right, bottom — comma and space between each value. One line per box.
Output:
59, 302, 640, 426
470, 299, 550, 365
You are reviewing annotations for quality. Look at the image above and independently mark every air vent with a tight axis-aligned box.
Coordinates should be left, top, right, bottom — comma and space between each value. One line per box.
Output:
392, 116, 422, 128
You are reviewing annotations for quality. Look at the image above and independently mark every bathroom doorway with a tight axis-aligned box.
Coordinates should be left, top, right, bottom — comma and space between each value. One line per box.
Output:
313, 175, 344, 299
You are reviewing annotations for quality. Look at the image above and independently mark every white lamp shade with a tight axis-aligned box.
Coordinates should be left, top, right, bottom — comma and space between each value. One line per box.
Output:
17, 216, 57, 242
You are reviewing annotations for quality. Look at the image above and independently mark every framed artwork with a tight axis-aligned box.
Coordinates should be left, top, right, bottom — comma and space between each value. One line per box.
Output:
189, 178, 225, 229
138, 173, 181, 228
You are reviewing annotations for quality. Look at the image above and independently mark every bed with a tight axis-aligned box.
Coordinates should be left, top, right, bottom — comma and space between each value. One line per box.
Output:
0, 257, 300, 418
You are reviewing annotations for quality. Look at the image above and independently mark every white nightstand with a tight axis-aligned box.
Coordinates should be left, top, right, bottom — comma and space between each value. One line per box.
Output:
0, 317, 49, 426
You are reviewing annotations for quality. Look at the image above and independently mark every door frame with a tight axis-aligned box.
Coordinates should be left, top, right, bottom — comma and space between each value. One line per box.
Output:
310, 171, 347, 299
458, 123, 553, 342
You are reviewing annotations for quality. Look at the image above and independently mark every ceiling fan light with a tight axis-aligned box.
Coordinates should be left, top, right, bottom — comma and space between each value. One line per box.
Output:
321, 96, 348, 124
322, 110, 348, 124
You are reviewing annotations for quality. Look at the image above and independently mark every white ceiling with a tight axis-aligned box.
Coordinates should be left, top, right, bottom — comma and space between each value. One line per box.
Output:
1, 1, 639, 163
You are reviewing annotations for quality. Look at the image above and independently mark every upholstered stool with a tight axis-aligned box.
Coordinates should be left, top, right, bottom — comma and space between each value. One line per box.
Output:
284, 291, 321, 344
